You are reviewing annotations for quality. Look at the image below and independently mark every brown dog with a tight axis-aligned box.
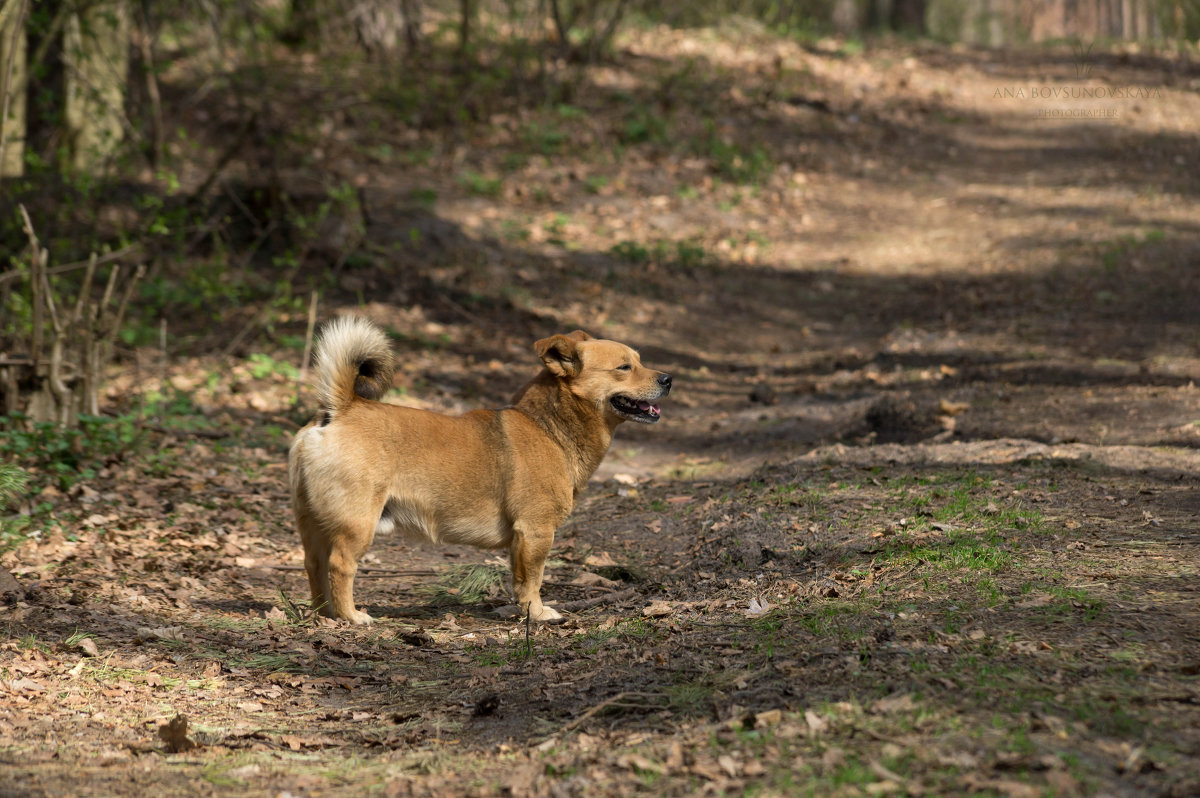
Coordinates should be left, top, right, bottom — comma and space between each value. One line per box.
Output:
288, 317, 671, 624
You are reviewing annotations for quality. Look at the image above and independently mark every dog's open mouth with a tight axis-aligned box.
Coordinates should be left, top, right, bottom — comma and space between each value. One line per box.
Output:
610, 395, 662, 423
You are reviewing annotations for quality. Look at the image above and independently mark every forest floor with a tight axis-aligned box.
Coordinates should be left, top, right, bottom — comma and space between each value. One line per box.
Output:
3, 22, 1200, 797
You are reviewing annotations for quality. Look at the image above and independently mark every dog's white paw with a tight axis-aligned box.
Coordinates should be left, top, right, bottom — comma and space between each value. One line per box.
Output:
530, 604, 562, 622
344, 609, 375, 625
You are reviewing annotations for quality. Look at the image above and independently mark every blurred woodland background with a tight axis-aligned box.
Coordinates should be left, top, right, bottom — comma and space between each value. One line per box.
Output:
0, 0, 1195, 426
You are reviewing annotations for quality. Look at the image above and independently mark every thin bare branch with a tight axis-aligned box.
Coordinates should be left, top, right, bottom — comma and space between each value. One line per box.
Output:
297, 289, 318, 404
0, 243, 143, 286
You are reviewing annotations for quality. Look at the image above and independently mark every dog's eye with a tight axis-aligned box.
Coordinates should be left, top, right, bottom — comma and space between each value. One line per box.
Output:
615, 364, 632, 372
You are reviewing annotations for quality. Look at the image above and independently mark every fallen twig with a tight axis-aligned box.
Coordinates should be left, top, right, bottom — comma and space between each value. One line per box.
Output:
556, 587, 638, 613
558, 690, 660, 735
269, 565, 437, 578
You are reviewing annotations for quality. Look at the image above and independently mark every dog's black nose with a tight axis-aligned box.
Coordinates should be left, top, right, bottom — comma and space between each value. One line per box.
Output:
658, 373, 672, 393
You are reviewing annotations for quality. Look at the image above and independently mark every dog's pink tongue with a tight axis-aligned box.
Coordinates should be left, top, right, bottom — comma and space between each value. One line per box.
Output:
636, 400, 661, 416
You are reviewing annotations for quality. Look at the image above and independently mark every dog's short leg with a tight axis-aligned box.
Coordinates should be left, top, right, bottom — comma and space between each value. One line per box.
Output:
296, 509, 334, 617
303, 541, 331, 616
328, 523, 376, 625
509, 523, 561, 622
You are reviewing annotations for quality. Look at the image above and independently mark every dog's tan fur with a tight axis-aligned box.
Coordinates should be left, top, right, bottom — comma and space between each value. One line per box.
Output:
289, 317, 671, 624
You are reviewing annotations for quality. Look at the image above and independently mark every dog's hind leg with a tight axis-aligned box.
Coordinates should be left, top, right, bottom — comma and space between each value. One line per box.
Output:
509, 522, 561, 622
328, 520, 377, 625
293, 476, 334, 617
300, 528, 332, 617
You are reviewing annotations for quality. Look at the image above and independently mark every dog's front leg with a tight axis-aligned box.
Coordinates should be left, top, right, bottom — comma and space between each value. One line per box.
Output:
509, 522, 561, 622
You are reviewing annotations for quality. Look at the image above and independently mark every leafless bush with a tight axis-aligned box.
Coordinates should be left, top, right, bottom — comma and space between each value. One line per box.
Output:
0, 205, 143, 425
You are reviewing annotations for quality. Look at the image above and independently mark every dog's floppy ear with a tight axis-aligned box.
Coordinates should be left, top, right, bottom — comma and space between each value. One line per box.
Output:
535, 331, 591, 377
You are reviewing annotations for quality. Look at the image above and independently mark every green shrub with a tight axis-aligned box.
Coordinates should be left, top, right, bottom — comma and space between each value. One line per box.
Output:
0, 413, 141, 490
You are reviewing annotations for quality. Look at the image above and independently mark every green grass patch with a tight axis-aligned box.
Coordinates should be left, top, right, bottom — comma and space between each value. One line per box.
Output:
1066, 696, 1146, 737
889, 528, 1011, 572
0, 412, 147, 492
572, 625, 622, 655
1043, 586, 1106, 621
418, 563, 507, 606
609, 238, 712, 269
0, 463, 30, 549
247, 352, 300, 380
793, 601, 870, 640
408, 187, 439, 207
696, 121, 772, 184
620, 111, 669, 145
662, 682, 713, 716
458, 171, 504, 197
521, 119, 571, 155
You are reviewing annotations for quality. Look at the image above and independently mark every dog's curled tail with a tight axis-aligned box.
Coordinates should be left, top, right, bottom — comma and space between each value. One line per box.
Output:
312, 316, 395, 415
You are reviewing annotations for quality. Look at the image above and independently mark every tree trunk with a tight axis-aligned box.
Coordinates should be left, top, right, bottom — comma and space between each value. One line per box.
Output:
282, 0, 318, 46
0, 0, 27, 177
401, 0, 423, 53
64, 0, 129, 174
460, 0, 473, 54
832, 0, 863, 34
890, 0, 927, 32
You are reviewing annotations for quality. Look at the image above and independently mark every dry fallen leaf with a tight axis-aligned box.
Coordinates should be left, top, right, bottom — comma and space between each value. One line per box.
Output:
570, 571, 622, 589
805, 709, 829, 735
643, 600, 674, 618
0, 678, 46, 695
0, 568, 22, 599
665, 740, 684, 771
870, 693, 916, 714
1045, 769, 1080, 795
690, 758, 723, 781
746, 598, 771, 616
820, 746, 845, 773
754, 709, 782, 728
157, 714, 198, 753
136, 626, 186, 644
869, 759, 909, 786
617, 753, 664, 774
939, 398, 969, 415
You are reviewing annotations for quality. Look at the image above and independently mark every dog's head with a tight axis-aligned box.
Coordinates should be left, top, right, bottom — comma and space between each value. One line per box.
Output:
535, 331, 672, 424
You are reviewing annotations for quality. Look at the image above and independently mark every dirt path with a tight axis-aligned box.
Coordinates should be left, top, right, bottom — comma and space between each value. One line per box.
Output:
2, 29, 1199, 796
